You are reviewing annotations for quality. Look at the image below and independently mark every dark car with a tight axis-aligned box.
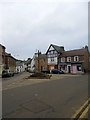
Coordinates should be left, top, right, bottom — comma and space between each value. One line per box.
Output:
2, 70, 14, 78
51, 69, 64, 74
41, 70, 50, 74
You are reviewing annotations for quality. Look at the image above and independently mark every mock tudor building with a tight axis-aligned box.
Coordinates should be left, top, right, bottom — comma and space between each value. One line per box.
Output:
58, 46, 89, 73
46, 44, 64, 70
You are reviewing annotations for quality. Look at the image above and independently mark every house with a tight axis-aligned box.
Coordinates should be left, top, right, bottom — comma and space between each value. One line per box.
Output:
46, 44, 64, 71
27, 51, 47, 72
34, 51, 48, 72
58, 46, 89, 73
5, 53, 16, 72
30, 56, 35, 72
0, 44, 6, 75
25, 58, 32, 71
16, 60, 27, 73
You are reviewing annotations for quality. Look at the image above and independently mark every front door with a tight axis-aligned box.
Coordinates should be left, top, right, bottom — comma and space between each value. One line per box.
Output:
68, 66, 71, 73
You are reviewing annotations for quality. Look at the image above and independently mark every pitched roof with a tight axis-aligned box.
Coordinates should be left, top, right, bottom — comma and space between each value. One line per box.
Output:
51, 44, 64, 52
5, 52, 16, 60
0, 44, 6, 49
46, 44, 64, 54
26, 58, 32, 64
60, 48, 88, 57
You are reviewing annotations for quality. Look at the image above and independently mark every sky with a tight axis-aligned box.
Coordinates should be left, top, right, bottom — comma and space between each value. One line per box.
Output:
0, 0, 88, 60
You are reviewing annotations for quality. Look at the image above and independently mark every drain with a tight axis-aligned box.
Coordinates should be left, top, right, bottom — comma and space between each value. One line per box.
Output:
20, 99, 52, 113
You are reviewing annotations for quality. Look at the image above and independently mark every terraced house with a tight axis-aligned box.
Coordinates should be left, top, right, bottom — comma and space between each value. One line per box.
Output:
5, 53, 16, 72
58, 46, 89, 74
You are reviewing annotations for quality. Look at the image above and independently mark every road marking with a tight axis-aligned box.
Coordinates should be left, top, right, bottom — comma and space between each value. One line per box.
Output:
72, 98, 90, 119
79, 104, 90, 118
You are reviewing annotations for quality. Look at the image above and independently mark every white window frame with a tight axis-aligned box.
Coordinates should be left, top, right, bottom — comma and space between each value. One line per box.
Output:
67, 57, 71, 62
74, 56, 79, 62
51, 57, 54, 62
61, 57, 65, 62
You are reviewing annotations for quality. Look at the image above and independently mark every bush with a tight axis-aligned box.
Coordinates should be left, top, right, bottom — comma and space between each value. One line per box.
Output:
27, 72, 52, 79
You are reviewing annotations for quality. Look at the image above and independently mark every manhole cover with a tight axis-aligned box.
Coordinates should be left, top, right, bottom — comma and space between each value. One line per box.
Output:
21, 99, 52, 113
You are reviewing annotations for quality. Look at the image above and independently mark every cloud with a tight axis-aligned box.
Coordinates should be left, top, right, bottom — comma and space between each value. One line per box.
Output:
0, 1, 88, 60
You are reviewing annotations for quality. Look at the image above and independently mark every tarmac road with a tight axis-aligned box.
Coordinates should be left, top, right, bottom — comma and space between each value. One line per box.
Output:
2, 74, 88, 118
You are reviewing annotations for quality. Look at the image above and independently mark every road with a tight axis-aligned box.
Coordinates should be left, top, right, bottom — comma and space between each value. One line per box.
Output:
2, 73, 88, 118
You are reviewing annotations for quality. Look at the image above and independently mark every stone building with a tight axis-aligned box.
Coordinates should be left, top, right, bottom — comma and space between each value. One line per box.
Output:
5, 53, 16, 72
34, 51, 48, 72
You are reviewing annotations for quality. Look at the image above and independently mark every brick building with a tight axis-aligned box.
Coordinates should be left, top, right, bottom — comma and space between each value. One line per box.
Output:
5, 53, 16, 72
58, 46, 89, 73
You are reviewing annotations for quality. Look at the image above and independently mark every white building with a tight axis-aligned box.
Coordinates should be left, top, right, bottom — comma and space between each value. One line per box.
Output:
29, 56, 35, 72
16, 60, 27, 73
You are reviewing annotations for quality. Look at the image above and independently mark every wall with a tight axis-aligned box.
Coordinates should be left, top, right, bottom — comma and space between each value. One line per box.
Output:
0, 45, 5, 75
5, 55, 16, 72
35, 56, 48, 72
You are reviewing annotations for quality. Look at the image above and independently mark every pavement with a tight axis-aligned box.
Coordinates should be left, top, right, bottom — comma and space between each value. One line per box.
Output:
2, 72, 88, 118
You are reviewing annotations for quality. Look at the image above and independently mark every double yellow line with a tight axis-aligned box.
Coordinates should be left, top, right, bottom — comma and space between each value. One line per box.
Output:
72, 98, 90, 119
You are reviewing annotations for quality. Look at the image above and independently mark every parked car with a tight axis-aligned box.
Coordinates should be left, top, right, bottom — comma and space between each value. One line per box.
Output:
41, 70, 50, 74
51, 69, 64, 74
2, 70, 14, 78
14, 71, 19, 74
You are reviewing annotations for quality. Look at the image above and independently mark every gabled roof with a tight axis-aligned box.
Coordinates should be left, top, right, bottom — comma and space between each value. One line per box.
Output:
60, 48, 88, 57
52, 44, 64, 52
25, 58, 32, 65
0, 44, 6, 49
46, 44, 64, 54
5, 52, 16, 60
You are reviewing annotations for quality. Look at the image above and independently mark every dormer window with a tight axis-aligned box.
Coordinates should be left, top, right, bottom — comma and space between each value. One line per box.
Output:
74, 56, 79, 62
67, 57, 71, 62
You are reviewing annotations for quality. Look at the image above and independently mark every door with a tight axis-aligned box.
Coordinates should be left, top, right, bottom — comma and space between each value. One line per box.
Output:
68, 66, 71, 73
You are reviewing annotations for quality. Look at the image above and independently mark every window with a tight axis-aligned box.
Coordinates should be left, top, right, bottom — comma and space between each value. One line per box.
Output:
77, 65, 82, 71
61, 57, 65, 62
67, 57, 71, 62
74, 56, 79, 62
51, 51, 53, 54
51, 58, 54, 62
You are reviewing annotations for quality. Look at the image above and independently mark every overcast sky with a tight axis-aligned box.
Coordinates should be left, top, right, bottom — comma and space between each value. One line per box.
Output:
0, 0, 88, 60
